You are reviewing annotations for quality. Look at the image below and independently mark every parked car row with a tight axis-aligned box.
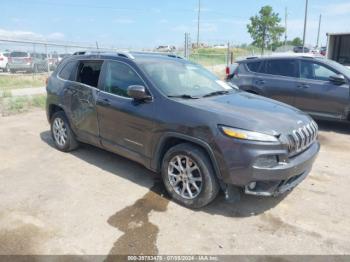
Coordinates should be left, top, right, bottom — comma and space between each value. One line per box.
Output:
0, 51, 72, 73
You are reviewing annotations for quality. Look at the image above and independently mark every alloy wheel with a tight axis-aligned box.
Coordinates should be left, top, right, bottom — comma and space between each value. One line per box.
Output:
52, 117, 68, 147
167, 155, 203, 199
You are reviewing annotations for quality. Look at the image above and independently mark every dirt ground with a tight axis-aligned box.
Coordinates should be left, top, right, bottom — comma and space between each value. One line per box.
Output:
0, 109, 350, 256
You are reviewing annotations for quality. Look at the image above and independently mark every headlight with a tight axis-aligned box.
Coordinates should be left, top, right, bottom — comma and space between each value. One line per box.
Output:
220, 126, 279, 142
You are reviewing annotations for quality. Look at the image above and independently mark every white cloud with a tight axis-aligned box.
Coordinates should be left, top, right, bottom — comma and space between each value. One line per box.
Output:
318, 2, 350, 16
113, 18, 135, 24
171, 25, 191, 32
200, 23, 217, 33
0, 28, 65, 41
159, 19, 168, 24
47, 32, 65, 40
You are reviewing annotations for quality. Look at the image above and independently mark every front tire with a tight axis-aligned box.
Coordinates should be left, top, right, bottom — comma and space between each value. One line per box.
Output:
161, 143, 220, 209
50, 111, 79, 152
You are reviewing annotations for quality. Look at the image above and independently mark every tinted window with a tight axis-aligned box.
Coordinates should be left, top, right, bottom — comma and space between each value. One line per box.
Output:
262, 59, 298, 77
246, 61, 261, 72
59, 61, 77, 81
10, 52, 28, 57
76, 61, 103, 88
301, 61, 337, 81
103, 61, 144, 97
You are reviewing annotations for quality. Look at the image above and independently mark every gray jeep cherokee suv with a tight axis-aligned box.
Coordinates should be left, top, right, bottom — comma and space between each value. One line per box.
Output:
46, 51, 320, 208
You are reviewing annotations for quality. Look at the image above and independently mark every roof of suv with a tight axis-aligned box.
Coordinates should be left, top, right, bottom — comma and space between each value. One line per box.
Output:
237, 53, 323, 63
71, 50, 183, 61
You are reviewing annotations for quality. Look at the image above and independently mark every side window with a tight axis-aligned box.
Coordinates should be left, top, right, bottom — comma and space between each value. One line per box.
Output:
300, 61, 336, 81
102, 61, 144, 97
76, 61, 103, 88
59, 61, 78, 81
246, 61, 262, 73
262, 59, 298, 78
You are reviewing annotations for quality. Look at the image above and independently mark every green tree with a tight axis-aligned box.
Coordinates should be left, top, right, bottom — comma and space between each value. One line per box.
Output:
247, 5, 285, 54
291, 37, 303, 46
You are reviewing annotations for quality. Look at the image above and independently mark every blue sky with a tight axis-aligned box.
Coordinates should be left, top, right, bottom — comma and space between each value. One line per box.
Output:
1, 0, 350, 49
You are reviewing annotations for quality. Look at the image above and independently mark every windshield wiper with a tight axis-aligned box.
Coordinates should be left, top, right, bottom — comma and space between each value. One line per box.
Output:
168, 94, 200, 99
202, 90, 230, 98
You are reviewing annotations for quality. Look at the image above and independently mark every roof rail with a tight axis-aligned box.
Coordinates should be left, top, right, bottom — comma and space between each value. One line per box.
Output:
72, 50, 135, 59
72, 50, 184, 60
130, 51, 183, 59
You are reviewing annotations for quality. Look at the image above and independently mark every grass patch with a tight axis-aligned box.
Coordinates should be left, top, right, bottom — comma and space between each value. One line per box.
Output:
0, 94, 46, 116
178, 47, 263, 66
0, 74, 48, 90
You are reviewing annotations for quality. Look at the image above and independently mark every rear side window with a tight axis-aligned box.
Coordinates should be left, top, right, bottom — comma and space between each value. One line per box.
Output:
76, 61, 103, 88
246, 61, 262, 73
59, 61, 77, 81
101, 61, 144, 97
262, 59, 298, 78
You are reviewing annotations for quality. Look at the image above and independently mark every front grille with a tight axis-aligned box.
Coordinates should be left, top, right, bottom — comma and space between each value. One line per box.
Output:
287, 121, 318, 156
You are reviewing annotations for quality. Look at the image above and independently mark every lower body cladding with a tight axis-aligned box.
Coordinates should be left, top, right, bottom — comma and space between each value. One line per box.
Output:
215, 135, 320, 197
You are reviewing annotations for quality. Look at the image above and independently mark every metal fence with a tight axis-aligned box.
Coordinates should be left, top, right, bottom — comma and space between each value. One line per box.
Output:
0, 38, 271, 91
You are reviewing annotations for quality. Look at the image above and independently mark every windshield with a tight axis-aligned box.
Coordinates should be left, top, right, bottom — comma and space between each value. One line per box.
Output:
139, 59, 236, 97
11, 52, 28, 57
316, 57, 350, 78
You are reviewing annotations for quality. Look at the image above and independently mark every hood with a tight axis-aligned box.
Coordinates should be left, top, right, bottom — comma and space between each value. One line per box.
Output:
180, 91, 312, 136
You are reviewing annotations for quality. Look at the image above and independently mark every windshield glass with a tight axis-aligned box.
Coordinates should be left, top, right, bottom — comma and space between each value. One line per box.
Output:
11, 52, 28, 57
139, 59, 235, 97
316, 58, 350, 77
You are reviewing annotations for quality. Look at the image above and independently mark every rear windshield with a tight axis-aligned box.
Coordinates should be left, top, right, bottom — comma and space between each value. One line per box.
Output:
11, 52, 28, 57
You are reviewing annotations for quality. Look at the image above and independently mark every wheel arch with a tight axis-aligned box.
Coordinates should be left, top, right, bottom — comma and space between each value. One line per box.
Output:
152, 133, 222, 180
48, 104, 65, 121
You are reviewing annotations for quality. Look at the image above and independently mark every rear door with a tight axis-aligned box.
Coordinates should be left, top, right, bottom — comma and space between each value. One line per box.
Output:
294, 59, 350, 118
255, 58, 299, 105
230, 61, 261, 92
96, 59, 155, 164
61, 59, 103, 146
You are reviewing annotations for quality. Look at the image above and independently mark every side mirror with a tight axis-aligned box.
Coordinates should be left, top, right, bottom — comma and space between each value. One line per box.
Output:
329, 74, 346, 85
127, 85, 152, 101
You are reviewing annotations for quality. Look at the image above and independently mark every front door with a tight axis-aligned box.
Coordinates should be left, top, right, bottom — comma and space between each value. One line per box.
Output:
294, 60, 350, 119
96, 60, 155, 164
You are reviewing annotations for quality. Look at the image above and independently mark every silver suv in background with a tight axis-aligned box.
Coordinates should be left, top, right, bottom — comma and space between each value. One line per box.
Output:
0, 51, 10, 72
8, 51, 48, 73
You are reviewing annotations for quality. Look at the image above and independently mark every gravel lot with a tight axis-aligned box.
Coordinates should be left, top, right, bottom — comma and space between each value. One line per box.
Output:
0, 109, 350, 256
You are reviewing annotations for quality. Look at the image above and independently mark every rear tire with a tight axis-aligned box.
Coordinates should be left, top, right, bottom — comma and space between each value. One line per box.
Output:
161, 143, 220, 209
50, 111, 79, 152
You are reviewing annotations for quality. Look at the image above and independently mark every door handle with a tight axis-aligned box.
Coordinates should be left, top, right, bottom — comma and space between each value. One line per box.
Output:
297, 83, 310, 89
256, 80, 265, 85
98, 98, 111, 106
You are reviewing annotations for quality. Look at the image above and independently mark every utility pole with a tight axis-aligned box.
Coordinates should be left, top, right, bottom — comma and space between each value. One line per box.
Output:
302, 0, 308, 52
316, 14, 322, 48
284, 7, 288, 46
196, 0, 201, 48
